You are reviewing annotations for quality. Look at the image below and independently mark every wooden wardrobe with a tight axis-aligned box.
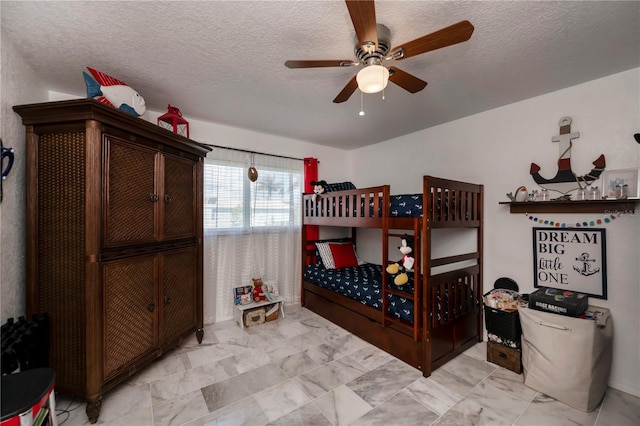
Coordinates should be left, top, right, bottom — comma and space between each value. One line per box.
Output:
13, 99, 211, 423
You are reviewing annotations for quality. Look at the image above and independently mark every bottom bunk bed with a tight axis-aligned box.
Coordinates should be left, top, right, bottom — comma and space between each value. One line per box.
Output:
301, 176, 484, 377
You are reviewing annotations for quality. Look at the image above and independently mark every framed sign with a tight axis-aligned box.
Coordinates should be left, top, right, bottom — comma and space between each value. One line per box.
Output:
533, 227, 607, 299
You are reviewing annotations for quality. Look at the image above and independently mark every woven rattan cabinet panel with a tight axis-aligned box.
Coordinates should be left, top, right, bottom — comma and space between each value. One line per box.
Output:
103, 255, 157, 380
14, 99, 210, 424
104, 137, 158, 246
104, 136, 198, 246
35, 130, 88, 391
163, 156, 197, 239
161, 247, 198, 348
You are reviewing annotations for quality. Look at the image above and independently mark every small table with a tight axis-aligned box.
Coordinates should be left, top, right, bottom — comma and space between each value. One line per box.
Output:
1, 367, 57, 426
234, 296, 285, 330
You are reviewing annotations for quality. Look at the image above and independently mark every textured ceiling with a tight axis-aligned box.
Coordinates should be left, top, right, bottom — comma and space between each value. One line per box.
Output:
2, 1, 639, 149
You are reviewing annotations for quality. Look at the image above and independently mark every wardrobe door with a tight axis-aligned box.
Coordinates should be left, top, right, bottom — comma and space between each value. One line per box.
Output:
104, 136, 159, 247
160, 247, 198, 348
103, 255, 158, 381
162, 154, 197, 240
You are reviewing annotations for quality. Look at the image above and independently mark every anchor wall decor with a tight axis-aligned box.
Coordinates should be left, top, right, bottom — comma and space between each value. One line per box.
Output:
529, 117, 605, 196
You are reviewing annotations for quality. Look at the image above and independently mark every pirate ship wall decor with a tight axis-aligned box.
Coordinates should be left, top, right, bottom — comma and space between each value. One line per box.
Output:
532, 227, 607, 299
530, 116, 606, 197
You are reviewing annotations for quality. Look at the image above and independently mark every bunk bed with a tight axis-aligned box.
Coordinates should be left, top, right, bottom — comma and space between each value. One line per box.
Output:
301, 176, 484, 377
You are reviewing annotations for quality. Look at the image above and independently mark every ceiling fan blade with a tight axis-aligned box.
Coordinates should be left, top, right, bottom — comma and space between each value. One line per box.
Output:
388, 67, 428, 93
345, 0, 378, 50
391, 20, 474, 60
285, 60, 356, 69
333, 75, 358, 103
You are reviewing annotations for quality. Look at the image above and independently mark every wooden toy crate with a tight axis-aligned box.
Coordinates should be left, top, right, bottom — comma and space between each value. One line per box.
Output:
487, 341, 522, 374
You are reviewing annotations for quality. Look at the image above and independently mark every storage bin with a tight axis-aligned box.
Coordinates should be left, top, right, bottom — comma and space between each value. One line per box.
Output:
265, 304, 279, 322
484, 278, 523, 346
487, 341, 522, 374
484, 307, 522, 344
243, 308, 265, 327
519, 305, 612, 412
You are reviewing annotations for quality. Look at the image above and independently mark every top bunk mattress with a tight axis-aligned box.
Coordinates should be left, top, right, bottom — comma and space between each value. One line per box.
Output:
389, 194, 422, 217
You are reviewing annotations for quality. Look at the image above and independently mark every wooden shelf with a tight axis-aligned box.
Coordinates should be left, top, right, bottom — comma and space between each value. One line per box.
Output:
499, 198, 639, 214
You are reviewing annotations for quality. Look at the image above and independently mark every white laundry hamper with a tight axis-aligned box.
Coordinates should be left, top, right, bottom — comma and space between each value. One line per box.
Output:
519, 305, 613, 412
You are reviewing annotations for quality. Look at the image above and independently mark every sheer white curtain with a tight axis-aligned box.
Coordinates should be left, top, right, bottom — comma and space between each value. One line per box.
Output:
202, 147, 303, 323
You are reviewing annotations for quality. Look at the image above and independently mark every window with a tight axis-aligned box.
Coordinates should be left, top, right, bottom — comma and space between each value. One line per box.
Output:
204, 160, 302, 231
202, 148, 303, 323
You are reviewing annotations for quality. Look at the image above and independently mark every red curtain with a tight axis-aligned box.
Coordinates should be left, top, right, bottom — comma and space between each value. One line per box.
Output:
303, 158, 319, 242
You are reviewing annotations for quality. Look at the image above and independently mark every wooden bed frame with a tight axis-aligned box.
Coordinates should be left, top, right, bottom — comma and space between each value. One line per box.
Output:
301, 176, 484, 377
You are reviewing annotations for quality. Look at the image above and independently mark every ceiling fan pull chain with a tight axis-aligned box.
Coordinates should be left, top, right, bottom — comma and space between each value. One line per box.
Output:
381, 66, 386, 100
359, 91, 365, 116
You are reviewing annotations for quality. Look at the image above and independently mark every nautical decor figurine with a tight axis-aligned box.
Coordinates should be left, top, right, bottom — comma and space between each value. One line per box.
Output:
83, 67, 146, 117
506, 186, 528, 202
247, 153, 258, 182
529, 117, 605, 196
157, 105, 190, 138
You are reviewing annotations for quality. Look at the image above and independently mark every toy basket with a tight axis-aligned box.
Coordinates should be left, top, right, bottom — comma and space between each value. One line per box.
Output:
243, 308, 265, 327
483, 277, 523, 345
484, 306, 522, 343
265, 304, 279, 322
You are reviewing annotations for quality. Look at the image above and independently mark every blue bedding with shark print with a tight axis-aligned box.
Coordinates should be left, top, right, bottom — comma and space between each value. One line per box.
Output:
304, 263, 416, 323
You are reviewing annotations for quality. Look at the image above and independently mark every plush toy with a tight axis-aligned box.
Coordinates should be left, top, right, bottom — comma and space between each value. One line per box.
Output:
263, 283, 279, 302
252, 277, 267, 302
82, 67, 146, 117
386, 235, 415, 286
310, 180, 327, 202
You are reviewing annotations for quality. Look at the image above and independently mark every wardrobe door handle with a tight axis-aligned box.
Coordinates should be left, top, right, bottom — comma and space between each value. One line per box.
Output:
146, 302, 155, 312
150, 193, 159, 202
164, 194, 172, 204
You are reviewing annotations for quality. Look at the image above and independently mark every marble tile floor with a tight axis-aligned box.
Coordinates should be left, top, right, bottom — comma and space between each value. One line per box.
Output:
55, 305, 639, 426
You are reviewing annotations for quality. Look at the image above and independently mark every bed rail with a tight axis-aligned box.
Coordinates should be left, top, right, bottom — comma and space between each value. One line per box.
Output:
303, 185, 389, 227
424, 176, 483, 228
422, 175, 484, 369
429, 265, 481, 329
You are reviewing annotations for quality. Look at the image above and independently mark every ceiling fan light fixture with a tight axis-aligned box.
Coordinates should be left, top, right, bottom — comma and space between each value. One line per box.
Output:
356, 64, 389, 94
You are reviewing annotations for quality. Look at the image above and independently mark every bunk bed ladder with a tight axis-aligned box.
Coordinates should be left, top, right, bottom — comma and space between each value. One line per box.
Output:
382, 220, 421, 342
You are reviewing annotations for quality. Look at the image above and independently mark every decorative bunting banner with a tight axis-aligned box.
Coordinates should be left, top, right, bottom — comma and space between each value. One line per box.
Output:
525, 213, 615, 228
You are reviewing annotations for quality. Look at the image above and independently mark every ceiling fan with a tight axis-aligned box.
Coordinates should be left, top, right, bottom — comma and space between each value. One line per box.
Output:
284, 0, 474, 103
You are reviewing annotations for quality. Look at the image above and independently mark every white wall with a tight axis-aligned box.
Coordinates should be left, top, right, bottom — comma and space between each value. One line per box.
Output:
348, 68, 640, 396
0, 36, 48, 321
48, 90, 349, 179
148, 111, 349, 178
